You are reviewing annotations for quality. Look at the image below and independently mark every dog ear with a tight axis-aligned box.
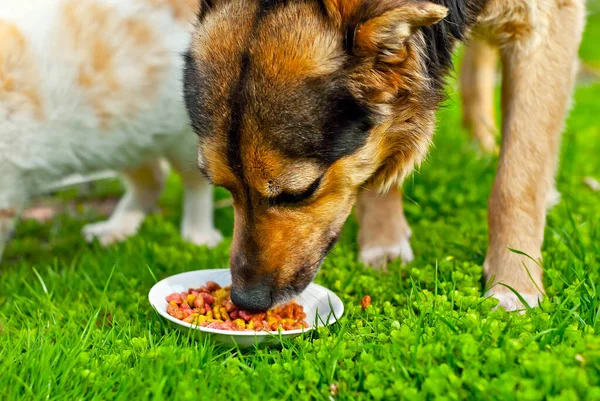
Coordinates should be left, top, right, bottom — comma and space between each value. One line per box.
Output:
324, 0, 448, 63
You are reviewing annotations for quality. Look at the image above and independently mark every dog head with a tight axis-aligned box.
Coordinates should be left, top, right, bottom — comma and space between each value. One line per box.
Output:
184, 0, 448, 310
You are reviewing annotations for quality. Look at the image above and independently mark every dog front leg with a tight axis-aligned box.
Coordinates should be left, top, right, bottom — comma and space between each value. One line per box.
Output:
484, 1, 584, 311
356, 186, 413, 270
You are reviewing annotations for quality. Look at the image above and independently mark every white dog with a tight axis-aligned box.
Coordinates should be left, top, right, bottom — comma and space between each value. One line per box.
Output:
0, 0, 222, 261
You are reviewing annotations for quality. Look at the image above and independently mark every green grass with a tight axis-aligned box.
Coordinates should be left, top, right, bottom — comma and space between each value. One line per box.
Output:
2, 12, 600, 401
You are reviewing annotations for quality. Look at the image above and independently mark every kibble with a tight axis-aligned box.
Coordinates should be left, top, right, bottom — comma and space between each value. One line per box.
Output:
361, 295, 371, 310
165, 282, 308, 331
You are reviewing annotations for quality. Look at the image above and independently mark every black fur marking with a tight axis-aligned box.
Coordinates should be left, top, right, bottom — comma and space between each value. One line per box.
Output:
226, 53, 250, 174
344, 25, 357, 55
320, 86, 373, 164
182, 51, 209, 137
257, 0, 293, 17
260, 78, 373, 165
314, 0, 330, 19
226, 51, 258, 222
420, 0, 491, 89
197, 0, 214, 22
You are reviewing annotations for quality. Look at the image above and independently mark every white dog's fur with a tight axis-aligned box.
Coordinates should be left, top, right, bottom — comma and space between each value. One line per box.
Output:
0, 0, 222, 261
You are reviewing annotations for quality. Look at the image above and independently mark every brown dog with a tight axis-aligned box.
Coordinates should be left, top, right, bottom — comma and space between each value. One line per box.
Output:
183, 0, 585, 311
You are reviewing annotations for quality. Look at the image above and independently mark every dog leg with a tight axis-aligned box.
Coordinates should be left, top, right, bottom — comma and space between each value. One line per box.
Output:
460, 38, 499, 154
0, 209, 17, 262
0, 167, 28, 263
484, 1, 584, 311
166, 147, 223, 248
82, 160, 167, 245
356, 186, 413, 269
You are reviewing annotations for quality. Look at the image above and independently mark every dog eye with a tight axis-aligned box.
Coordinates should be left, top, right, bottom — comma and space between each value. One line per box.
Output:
268, 176, 322, 207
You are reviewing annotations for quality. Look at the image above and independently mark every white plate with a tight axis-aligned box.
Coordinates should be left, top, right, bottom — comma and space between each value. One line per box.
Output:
148, 269, 344, 347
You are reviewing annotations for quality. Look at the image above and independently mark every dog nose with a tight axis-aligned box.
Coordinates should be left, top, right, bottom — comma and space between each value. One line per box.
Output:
231, 282, 273, 311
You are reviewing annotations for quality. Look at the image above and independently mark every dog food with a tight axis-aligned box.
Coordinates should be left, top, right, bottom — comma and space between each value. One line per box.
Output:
361, 295, 371, 310
165, 281, 309, 331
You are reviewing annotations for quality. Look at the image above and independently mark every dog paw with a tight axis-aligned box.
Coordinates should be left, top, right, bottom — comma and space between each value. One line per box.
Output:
182, 227, 223, 248
486, 288, 542, 313
359, 238, 414, 270
82, 219, 140, 246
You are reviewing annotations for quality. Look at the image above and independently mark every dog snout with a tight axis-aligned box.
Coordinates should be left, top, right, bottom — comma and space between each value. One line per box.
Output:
231, 281, 273, 312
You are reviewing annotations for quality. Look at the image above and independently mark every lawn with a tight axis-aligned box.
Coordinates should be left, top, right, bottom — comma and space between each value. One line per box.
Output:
1, 8, 600, 401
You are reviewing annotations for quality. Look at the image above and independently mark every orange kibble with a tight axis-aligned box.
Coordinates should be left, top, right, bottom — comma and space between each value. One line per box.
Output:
361, 295, 371, 310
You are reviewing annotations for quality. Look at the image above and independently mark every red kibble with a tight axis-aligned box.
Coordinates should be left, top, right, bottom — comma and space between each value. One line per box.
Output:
239, 310, 252, 322
201, 293, 215, 305
229, 310, 239, 320
361, 295, 371, 310
166, 293, 183, 304
206, 281, 221, 292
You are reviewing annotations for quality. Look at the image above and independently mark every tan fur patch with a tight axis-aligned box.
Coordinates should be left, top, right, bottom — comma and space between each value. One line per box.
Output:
475, 1, 536, 46
200, 140, 238, 191
252, 3, 344, 83
61, 0, 167, 129
0, 19, 44, 120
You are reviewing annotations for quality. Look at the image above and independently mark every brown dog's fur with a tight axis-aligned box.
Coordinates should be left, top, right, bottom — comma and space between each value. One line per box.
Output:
185, 0, 585, 311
